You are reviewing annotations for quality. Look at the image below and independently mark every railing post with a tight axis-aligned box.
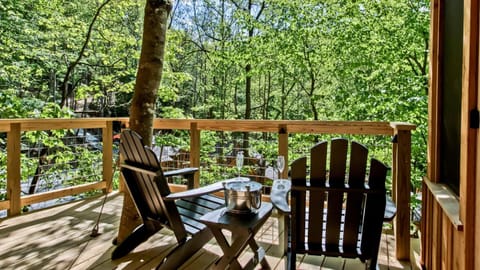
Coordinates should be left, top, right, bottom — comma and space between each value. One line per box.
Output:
190, 122, 200, 188
392, 126, 412, 260
118, 120, 129, 193
392, 135, 398, 202
278, 124, 288, 179
7, 123, 21, 216
102, 120, 113, 193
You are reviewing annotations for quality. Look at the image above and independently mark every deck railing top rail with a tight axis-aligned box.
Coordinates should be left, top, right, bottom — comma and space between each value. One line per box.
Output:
0, 118, 415, 134
150, 119, 415, 134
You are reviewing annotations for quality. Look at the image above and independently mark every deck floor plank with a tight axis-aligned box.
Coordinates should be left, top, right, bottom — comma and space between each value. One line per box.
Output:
0, 192, 412, 270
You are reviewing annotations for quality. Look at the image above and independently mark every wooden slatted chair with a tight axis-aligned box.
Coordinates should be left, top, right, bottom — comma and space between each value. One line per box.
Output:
112, 130, 227, 269
271, 139, 395, 270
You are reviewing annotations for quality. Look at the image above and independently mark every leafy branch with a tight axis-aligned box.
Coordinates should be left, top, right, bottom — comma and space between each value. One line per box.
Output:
60, 0, 113, 108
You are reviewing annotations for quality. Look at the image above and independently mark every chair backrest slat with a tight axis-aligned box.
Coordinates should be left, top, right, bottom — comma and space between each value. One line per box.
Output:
120, 130, 160, 169
325, 138, 348, 251
343, 141, 368, 252
290, 157, 307, 252
348, 142, 368, 187
361, 158, 387, 257
329, 138, 348, 186
122, 169, 164, 218
308, 142, 327, 248
310, 141, 327, 185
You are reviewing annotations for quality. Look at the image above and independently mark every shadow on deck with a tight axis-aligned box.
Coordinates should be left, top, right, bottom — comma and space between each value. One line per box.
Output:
0, 193, 417, 269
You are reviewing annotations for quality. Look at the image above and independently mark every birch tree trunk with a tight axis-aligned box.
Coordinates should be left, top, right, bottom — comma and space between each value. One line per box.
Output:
116, 0, 172, 244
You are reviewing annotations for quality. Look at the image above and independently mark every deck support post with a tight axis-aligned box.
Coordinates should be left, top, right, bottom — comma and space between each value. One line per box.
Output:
190, 122, 200, 188
7, 123, 21, 216
102, 120, 113, 193
278, 124, 288, 179
391, 124, 412, 260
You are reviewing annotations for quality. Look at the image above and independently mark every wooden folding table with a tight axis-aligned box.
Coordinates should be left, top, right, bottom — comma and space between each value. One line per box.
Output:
200, 202, 273, 270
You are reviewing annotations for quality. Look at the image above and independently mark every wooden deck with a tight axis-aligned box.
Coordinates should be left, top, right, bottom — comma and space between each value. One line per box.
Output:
0, 192, 416, 269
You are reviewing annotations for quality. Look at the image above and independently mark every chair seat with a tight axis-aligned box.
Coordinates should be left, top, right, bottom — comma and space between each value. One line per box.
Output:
176, 194, 225, 235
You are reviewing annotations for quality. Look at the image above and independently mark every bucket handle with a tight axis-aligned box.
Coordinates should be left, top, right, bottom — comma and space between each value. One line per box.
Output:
246, 185, 261, 210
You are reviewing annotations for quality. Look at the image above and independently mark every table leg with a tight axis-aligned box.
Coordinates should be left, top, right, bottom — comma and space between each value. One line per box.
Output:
211, 228, 250, 270
247, 237, 270, 269
200, 203, 273, 270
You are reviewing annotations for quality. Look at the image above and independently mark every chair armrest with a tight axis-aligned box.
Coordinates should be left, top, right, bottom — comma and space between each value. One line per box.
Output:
163, 167, 198, 189
165, 182, 224, 200
163, 167, 198, 177
270, 179, 291, 214
384, 195, 397, 221
165, 177, 249, 201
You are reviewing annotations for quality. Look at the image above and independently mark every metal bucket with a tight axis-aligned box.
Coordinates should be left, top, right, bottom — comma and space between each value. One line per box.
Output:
223, 181, 262, 214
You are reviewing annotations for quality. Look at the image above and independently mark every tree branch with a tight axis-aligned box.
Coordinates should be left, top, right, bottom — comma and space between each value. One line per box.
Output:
60, 0, 113, 108
255, 1, 266, 20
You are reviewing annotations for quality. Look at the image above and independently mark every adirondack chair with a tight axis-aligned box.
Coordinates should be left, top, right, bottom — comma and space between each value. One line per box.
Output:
271, 139, 395, 270
111, 130, 227, 269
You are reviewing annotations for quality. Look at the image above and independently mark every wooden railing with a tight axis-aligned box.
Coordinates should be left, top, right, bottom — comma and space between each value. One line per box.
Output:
0, 118, 415, 261
0, 119, 114, 216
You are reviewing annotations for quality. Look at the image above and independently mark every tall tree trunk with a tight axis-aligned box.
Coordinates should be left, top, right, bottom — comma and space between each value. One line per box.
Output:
117, 0, 172, 244
242, 63, 252, 151
309, 76, 319, 120
241, 0, 264, 150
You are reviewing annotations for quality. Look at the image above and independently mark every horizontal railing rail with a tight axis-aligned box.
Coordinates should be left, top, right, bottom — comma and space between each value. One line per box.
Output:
0, 118, 415, 260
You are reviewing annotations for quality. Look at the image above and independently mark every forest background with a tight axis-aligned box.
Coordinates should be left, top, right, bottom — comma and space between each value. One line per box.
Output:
0, 0, 429, 203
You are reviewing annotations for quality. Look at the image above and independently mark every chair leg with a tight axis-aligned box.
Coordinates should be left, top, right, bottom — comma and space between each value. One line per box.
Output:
368, 256, 380, 270
368, 236, 381, 270
157, 228, 213, 270
111, 224, 159, 259
287, 251, 296, 270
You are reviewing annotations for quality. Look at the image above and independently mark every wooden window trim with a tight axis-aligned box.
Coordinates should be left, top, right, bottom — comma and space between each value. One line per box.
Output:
424, 177, 463, 231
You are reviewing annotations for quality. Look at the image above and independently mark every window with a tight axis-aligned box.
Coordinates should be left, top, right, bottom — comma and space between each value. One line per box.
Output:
439, 0, 463, 194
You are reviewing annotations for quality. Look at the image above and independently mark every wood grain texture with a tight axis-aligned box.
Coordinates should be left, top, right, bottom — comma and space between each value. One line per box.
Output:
0, 118, 415, 135
441, 214, 453, 269
0, 121, 10, 132
0, 199, 10, 211
424, 0, 480, 268
21, 181, 107, 206
6, 123, 21, 216
190, 122, 201, 188
0, 193, 412, 270
460, 1, 479, 269
424, 0, 444, 269
421, 182, 432, 267
102, 121, 114, 193
394, 129, 411, 260
432, 202, 442, 269
424, 178, 463, 230
427, 0, 441, 182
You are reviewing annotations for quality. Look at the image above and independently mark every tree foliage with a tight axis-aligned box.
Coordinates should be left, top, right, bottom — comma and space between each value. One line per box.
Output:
1, 0, 429, 188
0, 0, 143, 116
